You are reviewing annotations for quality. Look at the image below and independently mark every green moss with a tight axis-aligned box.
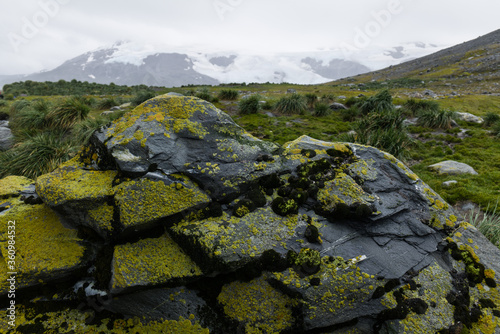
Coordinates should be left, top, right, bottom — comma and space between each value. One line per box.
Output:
113, 175, 210, 228
294, 248, 321, 275
36, 166, 117, 206
111, 233, 202, 291
271, 196, 298, 216
217, 276, 298, 334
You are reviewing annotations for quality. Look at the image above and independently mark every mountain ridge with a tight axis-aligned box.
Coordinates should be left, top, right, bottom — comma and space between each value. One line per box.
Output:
334, 29, 500, 94
0, 40, 442, 89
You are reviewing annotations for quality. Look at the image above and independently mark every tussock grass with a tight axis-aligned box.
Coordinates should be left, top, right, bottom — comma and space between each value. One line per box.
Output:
132, 91, 156, 106
484, 112, 500, 127
96, 97, 119, 110
403, 98, 440, 116
313, 103, 330, 117
218, 89, 239, 100
417, 109, 457, 129
350, 109, 414, 160
274, 94, 307, 115
0, 132, 76, 179
239, 95, 261, 115
357, 89, 393, 115
46, 96, 91, 129
9, 100, 31, 114
469, 202, 500, 248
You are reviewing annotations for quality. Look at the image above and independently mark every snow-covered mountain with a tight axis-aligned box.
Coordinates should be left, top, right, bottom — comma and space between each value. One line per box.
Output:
1, 41, 444, 88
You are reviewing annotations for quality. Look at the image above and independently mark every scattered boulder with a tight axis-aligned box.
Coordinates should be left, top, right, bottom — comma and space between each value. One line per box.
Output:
166, 92, 184, 97
428, 160, 478, 175
423, 89, 437, 98
329, 102, 348, 110
287, 88, 297, 94
2, 95, 500, 333
0, 120, 13, 151
442, 180, 458, 187
455, 111, 484, 124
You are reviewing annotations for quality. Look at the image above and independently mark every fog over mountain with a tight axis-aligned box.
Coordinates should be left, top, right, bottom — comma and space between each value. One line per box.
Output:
0, 40, 443, 88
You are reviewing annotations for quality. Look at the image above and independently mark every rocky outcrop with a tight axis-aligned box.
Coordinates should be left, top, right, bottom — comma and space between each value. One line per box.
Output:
1, 95, 500, 333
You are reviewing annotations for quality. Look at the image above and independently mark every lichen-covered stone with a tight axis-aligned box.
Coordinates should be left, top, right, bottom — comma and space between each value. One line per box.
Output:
0, 305, 210, 333
5, 97, 500, 333
218, 275, 298, 334
113, 174, 210, 231
87, 94, 281, 200
0, 199, 86, 294
110, 233, 202, 294
170, 207, 309, 272
271, 255, 382, 331
36, 166, 117, 206
0, 175, 34, 198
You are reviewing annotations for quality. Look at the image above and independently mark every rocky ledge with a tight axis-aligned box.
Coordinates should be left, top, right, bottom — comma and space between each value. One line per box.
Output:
1, 95, 500, 333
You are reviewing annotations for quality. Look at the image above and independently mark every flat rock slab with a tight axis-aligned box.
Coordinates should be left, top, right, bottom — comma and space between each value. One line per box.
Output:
428, 160, 478, 175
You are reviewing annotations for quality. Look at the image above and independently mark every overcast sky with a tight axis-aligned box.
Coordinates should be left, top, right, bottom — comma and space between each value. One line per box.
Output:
0, 0, 498, 75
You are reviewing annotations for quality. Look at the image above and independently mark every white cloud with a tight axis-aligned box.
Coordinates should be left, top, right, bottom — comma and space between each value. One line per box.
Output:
0, 0, 499, 75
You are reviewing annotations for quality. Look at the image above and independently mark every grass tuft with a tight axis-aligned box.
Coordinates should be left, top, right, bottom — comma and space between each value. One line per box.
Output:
417, 109, 457, 129
469, 202, 500, 248
0, 132, 76, 179
46, 96, 91, 129
239, 95, 261, 115
274, 94, 307, 115
218, 89, 239, 100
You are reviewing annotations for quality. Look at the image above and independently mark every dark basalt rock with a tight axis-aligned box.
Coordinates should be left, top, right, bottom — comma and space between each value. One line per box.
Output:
2, 95, 500, 333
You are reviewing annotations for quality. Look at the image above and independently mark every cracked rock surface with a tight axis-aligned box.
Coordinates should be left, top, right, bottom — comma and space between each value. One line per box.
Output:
1, 95, 500, 333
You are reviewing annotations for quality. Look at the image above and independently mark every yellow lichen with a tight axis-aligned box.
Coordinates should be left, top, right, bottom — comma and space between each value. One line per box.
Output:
111, 233, 202, 291
0, 176, 34, 198
218, 276, 297, 334
0, 201, 85, 293
114, 175, 210, 228
36, 167, 117, 206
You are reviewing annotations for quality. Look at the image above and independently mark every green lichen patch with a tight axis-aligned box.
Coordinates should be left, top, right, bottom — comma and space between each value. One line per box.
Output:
110, 233, 202, 293
382, 262, 454, 332
345, 158, 378, 182
0, 201, 85, 294
217, 275, 298, 334
113, 175, 210, 229
271, 255, 380, 329
0, 305, 209, 333
171, 207, 304, 272
107, 95, 213, 140
0, 176, 34, 199
317, 172, 376, 214
87, 203, 115, 233
36, 166, 117, 206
